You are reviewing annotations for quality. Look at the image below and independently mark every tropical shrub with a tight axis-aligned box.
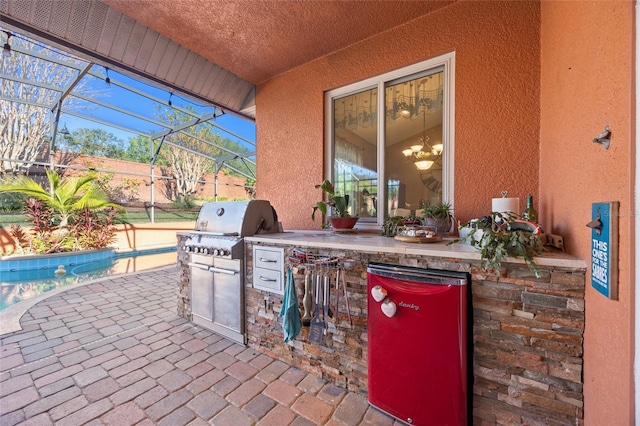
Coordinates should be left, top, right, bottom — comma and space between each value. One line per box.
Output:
0, 170, 123, 255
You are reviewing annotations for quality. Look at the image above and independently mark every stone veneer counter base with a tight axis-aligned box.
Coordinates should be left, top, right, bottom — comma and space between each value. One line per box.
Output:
177, 232, 587, 425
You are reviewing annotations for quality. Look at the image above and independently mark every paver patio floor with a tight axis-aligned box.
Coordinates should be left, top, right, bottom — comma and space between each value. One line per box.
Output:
0, 267, 399, 425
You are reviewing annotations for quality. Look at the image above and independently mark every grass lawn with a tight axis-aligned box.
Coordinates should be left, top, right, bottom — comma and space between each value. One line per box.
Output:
0, 208, 198, 227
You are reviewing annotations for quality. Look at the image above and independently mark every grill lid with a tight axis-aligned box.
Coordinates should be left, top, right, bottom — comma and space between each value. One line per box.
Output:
195, 200, 279, 237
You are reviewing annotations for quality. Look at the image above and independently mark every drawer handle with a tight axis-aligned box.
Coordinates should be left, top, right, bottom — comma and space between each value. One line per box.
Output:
259, 276, 277, 282
259, 257, 278, 263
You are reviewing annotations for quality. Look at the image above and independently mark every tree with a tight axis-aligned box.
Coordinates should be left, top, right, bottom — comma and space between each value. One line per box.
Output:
58, 128, 126, 158
162, 131, 214, 200
0, 33, 83, 175
156, 108, 218, 200
0, 169, 123, 228
156, 107, 255, 200
123, 135, 152, 163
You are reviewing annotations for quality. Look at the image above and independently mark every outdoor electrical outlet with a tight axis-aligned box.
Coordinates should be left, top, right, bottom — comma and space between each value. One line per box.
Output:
546, 234, 565, 251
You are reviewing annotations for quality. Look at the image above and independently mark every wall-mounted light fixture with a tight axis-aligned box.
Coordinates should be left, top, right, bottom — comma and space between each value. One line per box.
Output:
2, 31, 12, 58
104, 66, 111, 86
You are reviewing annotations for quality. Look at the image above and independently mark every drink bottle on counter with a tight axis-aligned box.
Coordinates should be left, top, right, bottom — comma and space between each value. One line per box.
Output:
522, 194, 538, 223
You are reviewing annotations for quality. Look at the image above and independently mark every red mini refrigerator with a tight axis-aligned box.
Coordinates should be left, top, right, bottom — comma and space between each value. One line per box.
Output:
367, 263, 470, 426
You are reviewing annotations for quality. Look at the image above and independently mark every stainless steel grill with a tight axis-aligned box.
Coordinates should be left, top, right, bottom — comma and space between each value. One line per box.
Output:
183, 200, 279, 344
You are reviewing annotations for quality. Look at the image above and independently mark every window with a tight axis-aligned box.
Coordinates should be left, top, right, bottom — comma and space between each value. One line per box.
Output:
325, 53, 454, 228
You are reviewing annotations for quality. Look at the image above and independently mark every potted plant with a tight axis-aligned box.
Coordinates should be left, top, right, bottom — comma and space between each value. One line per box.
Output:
312, 180, 358, 229
381, 215, 421, 237
455, 212, 545, 277
422, 202, 454, 235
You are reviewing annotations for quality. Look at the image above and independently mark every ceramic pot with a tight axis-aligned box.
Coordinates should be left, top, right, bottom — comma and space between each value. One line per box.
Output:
422, 216, 453, 235
329, 217, 358, 230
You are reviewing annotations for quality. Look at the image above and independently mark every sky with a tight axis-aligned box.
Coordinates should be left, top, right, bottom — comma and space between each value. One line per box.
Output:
3, 25, 256, 152
61, 66, 256, 151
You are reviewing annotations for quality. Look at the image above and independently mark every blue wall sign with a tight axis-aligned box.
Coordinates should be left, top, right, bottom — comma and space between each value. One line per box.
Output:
590, 202, 619, 300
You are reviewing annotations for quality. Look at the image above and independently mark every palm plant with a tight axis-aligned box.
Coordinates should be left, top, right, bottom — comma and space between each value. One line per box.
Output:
0, 169, 123, 228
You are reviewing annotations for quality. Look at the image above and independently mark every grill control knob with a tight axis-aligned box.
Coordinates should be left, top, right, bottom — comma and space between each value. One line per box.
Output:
212, 249, 220, 256
183, 246, 191, 252
204, 247, 214, 255
219, 249, 229, 257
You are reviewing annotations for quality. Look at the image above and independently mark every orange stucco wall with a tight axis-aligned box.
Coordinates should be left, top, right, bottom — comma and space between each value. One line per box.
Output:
540, 1, 634, 423
256, 0, 636, 422
113, 222, 194, 251
256, 1, 540, 230
1, 222, 193, 253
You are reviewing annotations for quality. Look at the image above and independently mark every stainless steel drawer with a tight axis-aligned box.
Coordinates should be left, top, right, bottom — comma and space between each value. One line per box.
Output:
254, 247, 284, 270
254, 267, 282, 293
252, 246, 284, 294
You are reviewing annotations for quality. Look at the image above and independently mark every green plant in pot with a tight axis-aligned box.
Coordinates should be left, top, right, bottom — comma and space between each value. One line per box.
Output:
455, 212, 545, 277
312, 180, 358, 229
422, 202, 454, 235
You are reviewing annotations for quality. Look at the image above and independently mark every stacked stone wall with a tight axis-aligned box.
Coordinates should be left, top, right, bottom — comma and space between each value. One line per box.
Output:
176, 237, 586, 425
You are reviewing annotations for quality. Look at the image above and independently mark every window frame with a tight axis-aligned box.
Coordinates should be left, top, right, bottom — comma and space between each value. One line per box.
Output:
324, 52, 456, 228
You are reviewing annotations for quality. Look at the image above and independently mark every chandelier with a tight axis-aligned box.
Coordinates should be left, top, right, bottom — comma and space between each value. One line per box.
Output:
401, 82, 444, 171
402, 136, 443, 170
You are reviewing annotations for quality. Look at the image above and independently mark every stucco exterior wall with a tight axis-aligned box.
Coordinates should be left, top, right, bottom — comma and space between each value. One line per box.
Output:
540, 1, 634, 423
256, 0, 635, 422
256, 1, 541, 230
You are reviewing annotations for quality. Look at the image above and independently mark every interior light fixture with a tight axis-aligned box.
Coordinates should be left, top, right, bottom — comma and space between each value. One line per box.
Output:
399, 102, 411, 118
104, 66, 111, 86
410, 144, 423, 153
2, 31, 12, 58
431, 143, 444, 155
168, 93, 173, 106
414, 160, 434, 170
402, 149, 413, 157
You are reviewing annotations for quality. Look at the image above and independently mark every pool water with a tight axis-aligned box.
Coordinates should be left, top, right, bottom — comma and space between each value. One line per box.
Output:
0, 248, 177, 311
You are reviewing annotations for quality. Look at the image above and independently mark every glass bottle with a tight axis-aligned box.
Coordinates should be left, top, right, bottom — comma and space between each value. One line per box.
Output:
522, 195, 538, 223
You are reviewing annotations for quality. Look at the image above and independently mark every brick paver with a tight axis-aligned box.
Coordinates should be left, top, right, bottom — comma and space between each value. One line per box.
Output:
0, 267, 394, 425
291, 393, 335, 424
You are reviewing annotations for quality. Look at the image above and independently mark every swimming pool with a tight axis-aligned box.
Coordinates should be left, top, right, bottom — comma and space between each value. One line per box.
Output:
0, 247, 177, 311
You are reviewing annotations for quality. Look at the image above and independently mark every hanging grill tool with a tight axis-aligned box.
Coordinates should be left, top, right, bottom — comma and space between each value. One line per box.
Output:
288, 251, 354, 343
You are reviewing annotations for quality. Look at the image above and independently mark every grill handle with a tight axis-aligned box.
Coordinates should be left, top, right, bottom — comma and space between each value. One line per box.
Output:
259, 257, 278, 263
258, 276, 277, 282
188, 262, 237, 275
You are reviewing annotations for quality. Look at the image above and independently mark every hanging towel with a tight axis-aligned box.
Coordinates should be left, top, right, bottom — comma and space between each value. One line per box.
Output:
280, 266, 302, 343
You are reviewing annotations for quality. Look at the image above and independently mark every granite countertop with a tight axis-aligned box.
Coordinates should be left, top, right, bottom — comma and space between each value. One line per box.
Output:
245, 230, 586, 269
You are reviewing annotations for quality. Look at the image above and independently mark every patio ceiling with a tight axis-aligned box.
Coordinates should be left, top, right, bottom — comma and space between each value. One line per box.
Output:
1, 0, 454, 118
0, 0, 454, 184
103, 0, 454, 85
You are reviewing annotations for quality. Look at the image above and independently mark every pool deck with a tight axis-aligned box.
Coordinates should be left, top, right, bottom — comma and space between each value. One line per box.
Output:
0, 266, 398, 425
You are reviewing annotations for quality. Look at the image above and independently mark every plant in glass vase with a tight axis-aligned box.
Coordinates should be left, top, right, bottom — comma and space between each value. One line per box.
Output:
311, 180, 358, 229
